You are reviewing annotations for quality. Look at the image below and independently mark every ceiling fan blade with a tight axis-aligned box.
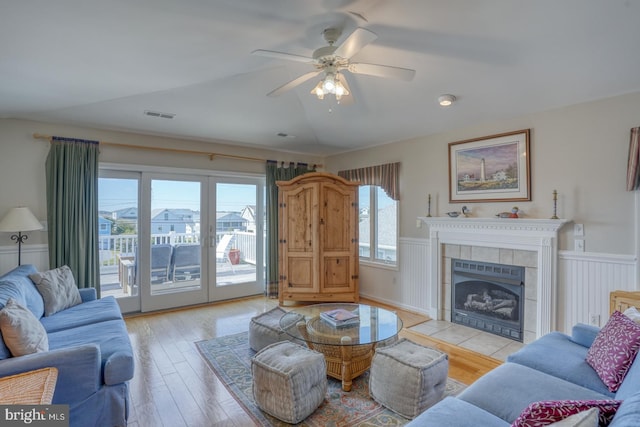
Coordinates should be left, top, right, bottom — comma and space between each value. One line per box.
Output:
252, 49, 314, 64
333, 27, 377, 59
267, 70, 322, 97
336, 73, 355, 106
348, 62, 416, 81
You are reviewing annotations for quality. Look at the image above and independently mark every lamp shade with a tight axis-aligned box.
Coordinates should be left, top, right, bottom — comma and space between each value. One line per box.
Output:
0, 207, 44, 232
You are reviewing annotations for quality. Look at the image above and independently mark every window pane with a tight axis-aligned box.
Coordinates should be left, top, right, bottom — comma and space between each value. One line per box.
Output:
98, 177, 139, 298
216, 183, 257, 286
358, 186, 371, 258
150, 179, 201, 294
374, 187, 397, 263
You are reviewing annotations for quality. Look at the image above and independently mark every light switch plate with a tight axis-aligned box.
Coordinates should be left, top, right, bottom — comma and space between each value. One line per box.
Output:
574, 223, 584, 237
575, 239, 585, 252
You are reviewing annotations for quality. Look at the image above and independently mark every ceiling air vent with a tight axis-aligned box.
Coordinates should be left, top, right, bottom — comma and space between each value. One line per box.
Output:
144, 110, 175, 119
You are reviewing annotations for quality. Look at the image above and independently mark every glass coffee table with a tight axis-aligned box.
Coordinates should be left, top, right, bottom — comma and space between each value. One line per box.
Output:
279, 303, 403, 391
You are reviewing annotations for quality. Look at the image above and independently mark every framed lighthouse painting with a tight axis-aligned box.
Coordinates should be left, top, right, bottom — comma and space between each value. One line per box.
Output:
448, 129, 531, 203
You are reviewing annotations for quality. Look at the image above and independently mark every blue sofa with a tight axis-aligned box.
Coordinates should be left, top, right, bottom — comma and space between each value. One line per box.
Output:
0, 265, 134, 427
408, 324, 640, 426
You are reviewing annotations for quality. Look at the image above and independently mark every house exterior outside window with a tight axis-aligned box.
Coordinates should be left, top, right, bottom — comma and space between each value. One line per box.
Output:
359, 185, 397, 266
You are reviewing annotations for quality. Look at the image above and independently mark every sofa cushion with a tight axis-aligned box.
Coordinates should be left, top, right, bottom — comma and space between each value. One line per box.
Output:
615, 347, 640, 400
0, 298, 48, 356
586, 311, 640, 392
48, 319, 134, 385
40, 296, 123, 333
29, 266, 82, 317
609, 391, 640, 426
0, 264, 44, 318
459, 363, 611, 423
508, 331, 613, 397
511, 399, 620, 427
406, 396, 510, 427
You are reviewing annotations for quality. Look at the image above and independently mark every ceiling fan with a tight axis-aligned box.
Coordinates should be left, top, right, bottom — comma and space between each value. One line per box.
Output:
252, 27, 416, 103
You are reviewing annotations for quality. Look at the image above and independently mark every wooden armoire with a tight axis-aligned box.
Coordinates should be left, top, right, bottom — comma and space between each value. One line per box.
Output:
277, 172, 359, 304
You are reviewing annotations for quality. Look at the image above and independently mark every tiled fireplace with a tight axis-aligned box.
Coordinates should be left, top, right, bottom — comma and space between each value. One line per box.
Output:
419, 217, 569, 344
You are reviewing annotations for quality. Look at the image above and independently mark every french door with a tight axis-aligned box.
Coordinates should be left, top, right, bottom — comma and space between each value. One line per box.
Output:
207, 179, 264, 301
98, 168, 265, 313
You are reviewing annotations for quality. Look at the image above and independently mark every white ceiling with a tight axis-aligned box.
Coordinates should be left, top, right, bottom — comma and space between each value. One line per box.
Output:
2, 0, 640, 156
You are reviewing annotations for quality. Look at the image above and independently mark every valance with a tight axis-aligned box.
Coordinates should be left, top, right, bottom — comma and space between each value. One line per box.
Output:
338, 162, 400, 201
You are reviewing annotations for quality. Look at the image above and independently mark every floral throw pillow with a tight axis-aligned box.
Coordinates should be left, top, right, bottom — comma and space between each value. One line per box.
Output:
511, 400, 621, 427
586, 310, 640, 392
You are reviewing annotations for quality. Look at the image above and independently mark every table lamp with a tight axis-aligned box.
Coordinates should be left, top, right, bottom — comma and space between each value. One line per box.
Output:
0, 207, 44, 265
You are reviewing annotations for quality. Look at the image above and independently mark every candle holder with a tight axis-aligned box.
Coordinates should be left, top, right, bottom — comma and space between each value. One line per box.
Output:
551, 190, 559, 219
427, 194, 432, 217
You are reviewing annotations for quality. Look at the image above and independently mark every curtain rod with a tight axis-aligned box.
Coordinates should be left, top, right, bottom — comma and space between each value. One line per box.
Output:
32, 133, 323, 167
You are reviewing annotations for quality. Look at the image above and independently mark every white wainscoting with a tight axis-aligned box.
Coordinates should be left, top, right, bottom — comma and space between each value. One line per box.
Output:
558, 251, 637, 332
0, 244, 49, 275
395, 238, 637, 333
397, 238, 431, 314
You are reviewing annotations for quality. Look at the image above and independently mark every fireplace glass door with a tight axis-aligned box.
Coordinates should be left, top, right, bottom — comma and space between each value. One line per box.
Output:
451, 259, 524, 342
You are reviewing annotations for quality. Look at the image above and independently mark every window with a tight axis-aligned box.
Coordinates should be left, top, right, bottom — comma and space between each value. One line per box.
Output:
359, 185, 397, 265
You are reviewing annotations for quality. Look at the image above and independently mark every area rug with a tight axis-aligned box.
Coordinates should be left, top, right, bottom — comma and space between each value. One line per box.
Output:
195, 332, 466, 426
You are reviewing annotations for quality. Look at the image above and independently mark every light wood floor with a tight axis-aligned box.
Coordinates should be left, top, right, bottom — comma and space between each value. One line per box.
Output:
124, 296, 501, 427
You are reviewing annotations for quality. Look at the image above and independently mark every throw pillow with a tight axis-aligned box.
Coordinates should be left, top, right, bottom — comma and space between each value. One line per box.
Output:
29, 265, 82, 317
511, 400, 621, 427
0, 298, 49, 356
547, 408, 598, 427
623, 306, 640, 324
586, 310, 640, 392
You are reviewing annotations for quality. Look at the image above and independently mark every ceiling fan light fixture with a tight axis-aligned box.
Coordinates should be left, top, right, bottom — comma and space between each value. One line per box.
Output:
322, 73, 336, 92
311, 72, 349, 100
311, 81, 325, 99
438, 94, 456, 107
334, 80, 349, 98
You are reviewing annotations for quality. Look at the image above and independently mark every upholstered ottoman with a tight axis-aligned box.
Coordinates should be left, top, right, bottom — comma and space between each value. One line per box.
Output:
251, 341, 327, 424
249, 307, 289, 352
370, 338, 449, 419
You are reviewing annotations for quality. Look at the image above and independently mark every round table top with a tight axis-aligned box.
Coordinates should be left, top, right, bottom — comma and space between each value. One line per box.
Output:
279, 303, 403, 346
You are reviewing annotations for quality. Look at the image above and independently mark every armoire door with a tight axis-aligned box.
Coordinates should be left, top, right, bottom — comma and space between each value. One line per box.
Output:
279, 182, 319, 295
319, 182, 358, 295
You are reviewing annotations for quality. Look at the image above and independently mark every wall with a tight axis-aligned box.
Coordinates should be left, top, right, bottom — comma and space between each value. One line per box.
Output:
326, 92, 640, 256
325, 92, 640, 329
0, 118, 323, 269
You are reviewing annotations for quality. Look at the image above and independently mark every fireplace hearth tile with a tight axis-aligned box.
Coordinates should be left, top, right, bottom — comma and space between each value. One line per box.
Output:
490, 341, 525, 361
409, 320, 452, 336
408, 320, 525, 361
459, 332, 518, 356
431, 323, 481, 345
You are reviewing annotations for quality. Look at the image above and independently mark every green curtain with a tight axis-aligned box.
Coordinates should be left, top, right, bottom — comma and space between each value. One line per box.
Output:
45, 137, 100, 296
265, 161, 315, 298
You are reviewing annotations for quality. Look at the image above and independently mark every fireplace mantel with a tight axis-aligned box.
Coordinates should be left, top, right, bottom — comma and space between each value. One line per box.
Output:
418, 217, 570, 338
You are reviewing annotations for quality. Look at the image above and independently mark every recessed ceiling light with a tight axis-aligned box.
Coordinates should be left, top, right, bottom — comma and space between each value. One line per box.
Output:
144, 110, 175, 119
277, 132, 296, 138
438, 94, 456, 107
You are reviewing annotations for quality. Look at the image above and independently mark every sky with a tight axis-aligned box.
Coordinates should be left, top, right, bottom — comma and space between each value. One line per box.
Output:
98, 178, 257, 212
455, 142, 519, 177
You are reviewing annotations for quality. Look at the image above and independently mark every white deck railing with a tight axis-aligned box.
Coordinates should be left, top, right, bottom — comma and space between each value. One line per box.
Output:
99, 231, 258, 268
